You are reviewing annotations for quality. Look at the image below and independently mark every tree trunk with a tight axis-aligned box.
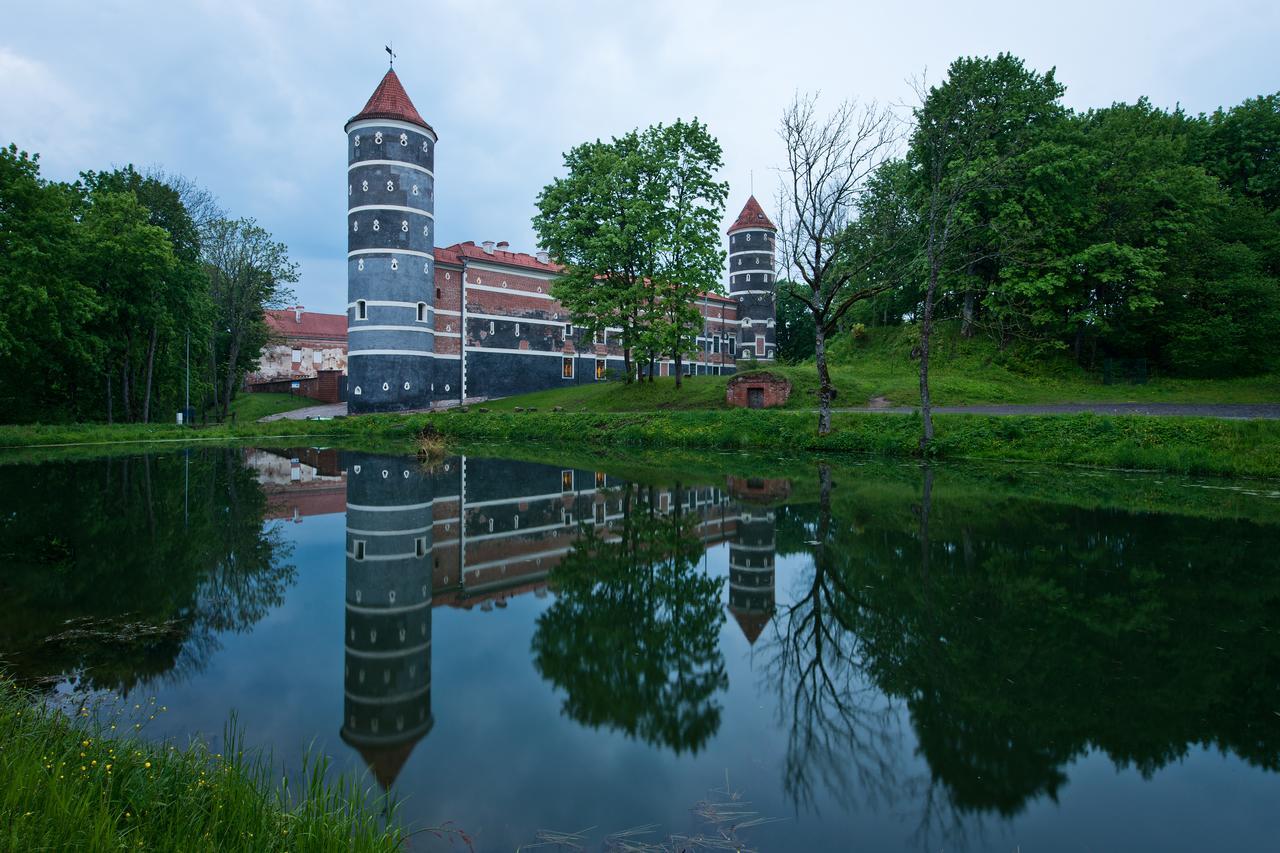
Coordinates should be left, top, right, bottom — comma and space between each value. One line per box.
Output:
961, 291, 975, 338
623, 345, 632, 385
221, 338, 240, 421
142, 325, 159, 424
207, 340, 220, 417
919, 264, 939, 449
674, 351, 683, 390
121, 354, 132, 424
106, 372, 113, 425
814, 324, 833, 436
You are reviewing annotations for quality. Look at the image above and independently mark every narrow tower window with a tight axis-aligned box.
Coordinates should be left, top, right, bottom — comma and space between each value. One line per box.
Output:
356, 300, 367, 320
417, 302, 427, 322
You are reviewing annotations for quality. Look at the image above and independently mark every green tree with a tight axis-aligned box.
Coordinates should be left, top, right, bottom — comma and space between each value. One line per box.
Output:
642, 120, 728, 387
203, 218, 297, 420
0, 146, 99, 420
534, 131, 660, 383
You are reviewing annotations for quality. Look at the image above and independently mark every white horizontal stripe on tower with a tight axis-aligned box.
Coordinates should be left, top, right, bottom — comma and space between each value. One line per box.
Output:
347, 160, 435, 179
345, 601, 431, 616
348, 204, 434, 218
347, 300, 432, 311
434, 331, 461, 338
732, 290, 775, 296
435, 308, 460, 317
347, 117, 439, 139
728, 250, 775, 256
346, 500, 434, 512
344, 642, 431, 661
346, 525, 433, 537
349, 325, 435, 334
344, 550, 425, 562
348, 248, 435, 259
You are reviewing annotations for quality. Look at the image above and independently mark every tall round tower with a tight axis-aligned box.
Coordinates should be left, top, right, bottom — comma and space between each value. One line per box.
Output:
346, 68, 437, 413
727, 196, 778, 364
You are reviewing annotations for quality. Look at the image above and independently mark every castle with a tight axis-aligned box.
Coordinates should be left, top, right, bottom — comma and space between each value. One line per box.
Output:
345, 67, 778, 413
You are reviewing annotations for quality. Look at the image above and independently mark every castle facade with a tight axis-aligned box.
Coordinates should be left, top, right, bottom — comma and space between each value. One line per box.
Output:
345, 68, 778, 413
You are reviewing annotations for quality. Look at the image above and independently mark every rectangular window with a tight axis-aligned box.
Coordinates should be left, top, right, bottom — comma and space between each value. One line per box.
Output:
713, 336, 720, 354
561, 470, 574, 492
756, 337, 765, 356
564, 323, 573, 337
728, 337, 736, 355
415, 537, 426, 558
562, 357, 574, 379
594, 471, 606, 488
595, 359, 606, 380
594, 330, 606, 345
353, 540, 366, 561
417, 302, 427, 322
436, 287, 442, 300
313, 351, 322, 365
356, 300, 367, 320
291, 349, 302, 363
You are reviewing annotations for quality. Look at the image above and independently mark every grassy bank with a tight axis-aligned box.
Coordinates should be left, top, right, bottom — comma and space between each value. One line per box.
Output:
3, 406, 1279, 479
0, 681, 400, 851
427, 409, 1280, 479
481, 324, 1280, 412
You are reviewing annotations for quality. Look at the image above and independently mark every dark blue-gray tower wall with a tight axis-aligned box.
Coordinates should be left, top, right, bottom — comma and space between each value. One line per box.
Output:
341, 453, 434, 759
729, 506, 776, 616
347, 120, 438, 412
728, 228, 776, 362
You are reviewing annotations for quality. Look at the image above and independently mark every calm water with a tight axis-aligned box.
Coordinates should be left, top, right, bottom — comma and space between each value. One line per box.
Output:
2, 446, 1280, 851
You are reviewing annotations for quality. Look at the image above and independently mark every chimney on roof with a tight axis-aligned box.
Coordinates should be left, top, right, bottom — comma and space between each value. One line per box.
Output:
536, 250, 550, 264
496, 241, 510, 252
294, 305, 304, 323
482, 240, 495, 255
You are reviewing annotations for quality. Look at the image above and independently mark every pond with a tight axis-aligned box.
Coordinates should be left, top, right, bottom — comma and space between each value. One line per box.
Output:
2, 445, 1279, 851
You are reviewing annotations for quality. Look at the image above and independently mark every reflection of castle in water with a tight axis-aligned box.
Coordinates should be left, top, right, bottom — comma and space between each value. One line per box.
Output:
250, 449, 782, 788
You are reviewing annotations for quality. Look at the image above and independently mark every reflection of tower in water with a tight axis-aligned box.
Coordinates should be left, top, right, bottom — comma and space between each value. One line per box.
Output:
728, 505, 777, 645
341, 453, 434, 790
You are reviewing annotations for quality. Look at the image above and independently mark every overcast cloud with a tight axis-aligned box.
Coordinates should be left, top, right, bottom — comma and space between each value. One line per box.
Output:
3, 0, 1276, 311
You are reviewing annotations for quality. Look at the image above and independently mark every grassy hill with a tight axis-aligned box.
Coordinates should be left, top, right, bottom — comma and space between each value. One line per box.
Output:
481, 324, 1280, 412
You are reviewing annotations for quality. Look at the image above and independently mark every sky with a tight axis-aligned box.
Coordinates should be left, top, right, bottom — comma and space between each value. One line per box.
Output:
3, 0, 1277, 312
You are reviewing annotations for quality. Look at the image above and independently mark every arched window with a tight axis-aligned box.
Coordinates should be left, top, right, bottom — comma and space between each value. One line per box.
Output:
356, 300, 367, 320
417, 302, 427, 322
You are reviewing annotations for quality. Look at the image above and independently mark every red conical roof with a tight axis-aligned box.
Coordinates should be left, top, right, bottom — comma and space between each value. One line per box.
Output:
347, 69, 435, 136
729, 606, 773, 645
727, 195, 776, 233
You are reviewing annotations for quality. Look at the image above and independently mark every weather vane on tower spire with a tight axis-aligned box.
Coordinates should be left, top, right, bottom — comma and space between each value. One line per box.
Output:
385, 43, 396, 67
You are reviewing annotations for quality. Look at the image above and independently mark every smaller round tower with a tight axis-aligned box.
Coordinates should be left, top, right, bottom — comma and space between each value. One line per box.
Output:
727, 196, 778, 364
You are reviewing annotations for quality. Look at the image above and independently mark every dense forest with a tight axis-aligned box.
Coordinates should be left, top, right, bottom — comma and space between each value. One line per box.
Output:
0, 146, 297, 424
777, 58, 1280, 379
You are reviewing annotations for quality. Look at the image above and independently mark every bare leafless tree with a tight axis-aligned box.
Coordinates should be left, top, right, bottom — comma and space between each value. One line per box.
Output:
775, 93, 902, 435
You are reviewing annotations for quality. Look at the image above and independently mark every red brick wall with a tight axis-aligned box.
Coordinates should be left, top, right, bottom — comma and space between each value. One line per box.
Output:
725, 372, 792, 408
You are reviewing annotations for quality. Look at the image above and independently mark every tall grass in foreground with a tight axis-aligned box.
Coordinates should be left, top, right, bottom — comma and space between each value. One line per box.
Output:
0, 680, 403, 852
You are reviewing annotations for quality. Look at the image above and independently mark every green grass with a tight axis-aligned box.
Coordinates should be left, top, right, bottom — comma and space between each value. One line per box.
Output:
221, 392, 318, 423
480, 324, 1280, 413
426, 409, 1280, 479
0, 679, 402, 852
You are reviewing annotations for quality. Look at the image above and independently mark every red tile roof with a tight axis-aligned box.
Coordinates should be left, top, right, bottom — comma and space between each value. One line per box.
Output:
730, 606, 773, 645
265, 309, 348, 342
439, 241, 562, 274
347, 69, 435, 136
727, 195, 777, 233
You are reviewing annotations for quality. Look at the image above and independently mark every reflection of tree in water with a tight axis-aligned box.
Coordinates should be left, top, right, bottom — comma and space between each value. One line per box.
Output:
531, 484, 727, 754
0, 449, 295, 692
765, 463, 1280, 845
763, 464, 906, 816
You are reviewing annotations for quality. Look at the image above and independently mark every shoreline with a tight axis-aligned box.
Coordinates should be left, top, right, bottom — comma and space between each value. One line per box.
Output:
1, 409, 1278, 480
